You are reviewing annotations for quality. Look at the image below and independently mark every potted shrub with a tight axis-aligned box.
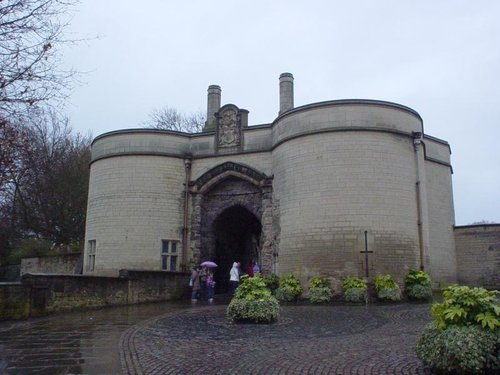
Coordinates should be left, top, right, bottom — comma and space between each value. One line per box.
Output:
415, 284, 499, 373
227, 274, 280, 323
374, 274, 401, 301
405, 269, 433, 301
275, 274, 303, 302
342, 276, 368, 303
308, 276, 333, 304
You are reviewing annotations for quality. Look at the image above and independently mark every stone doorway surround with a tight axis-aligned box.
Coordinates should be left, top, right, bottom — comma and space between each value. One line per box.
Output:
189, 162, 274, 278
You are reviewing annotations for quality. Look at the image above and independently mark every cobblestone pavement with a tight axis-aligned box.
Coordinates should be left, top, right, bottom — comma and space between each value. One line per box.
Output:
0, 302, 188, 374
0, 300, 433, 374
122, 302, 432, 375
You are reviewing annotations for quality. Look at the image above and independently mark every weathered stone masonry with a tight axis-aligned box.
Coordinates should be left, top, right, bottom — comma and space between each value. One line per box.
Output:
83, 73, 462, 289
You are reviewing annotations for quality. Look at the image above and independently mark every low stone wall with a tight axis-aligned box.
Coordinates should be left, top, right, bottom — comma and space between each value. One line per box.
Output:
0, 270, 190, 321
21, 253, 82, 276
454, 224, 500, 290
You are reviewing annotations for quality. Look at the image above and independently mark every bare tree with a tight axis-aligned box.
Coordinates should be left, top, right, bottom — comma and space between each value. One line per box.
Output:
0, 119, 30, 192
145, 106, 205, 133
19, 111, 91, 244
0, 0, 78, 119
5, 108, 91, 246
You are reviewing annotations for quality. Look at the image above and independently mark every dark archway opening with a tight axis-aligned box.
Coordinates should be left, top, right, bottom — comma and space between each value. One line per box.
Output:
212, 205, 261, 293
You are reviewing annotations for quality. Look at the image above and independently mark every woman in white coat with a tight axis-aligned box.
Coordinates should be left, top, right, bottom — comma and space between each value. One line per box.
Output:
229, 262, 240, 295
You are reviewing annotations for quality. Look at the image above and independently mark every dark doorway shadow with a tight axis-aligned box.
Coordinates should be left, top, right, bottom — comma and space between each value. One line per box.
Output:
212, 205, 261, 293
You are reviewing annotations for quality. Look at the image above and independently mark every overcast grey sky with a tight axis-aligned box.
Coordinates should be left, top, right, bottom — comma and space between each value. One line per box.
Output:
62, 0, 500, 225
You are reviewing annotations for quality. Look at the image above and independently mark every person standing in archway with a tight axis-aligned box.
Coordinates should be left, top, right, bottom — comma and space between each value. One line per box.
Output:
229, 262, 240, 294
199, 266, 208, 300
246, 260, 255, 277
252, 259, 261, 275
207, 270, 216, 302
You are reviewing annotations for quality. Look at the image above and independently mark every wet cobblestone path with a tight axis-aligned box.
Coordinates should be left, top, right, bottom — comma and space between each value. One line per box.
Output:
1, 301, 432, 374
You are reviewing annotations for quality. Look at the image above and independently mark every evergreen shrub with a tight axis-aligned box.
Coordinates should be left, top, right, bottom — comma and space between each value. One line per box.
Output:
227, 275, 279, 323
405, 269, 432, 301
374, 274, 401, 301
275, 274, 303, 302
263, 273, 280, 294
415, 284, 500, 373
431, 285, 499, 330
415, 324, 499, 373
408, 284, 433, 301
342, 277, 368, 303
309, 287, 333, 304
308, 276, 333, 303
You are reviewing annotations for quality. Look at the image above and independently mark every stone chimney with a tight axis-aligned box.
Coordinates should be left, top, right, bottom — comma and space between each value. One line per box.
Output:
204, 84, 221, 131
279, 73, 294, 115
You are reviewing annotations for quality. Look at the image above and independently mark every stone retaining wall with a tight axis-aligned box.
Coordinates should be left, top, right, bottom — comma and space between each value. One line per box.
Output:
0, 270, 190, 321
454, 224, 500, 289
21, 253, 82, 276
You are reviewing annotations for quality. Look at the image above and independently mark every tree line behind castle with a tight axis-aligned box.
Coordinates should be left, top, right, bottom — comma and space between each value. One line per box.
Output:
0, 0, 202, 267
0, 106, 202, 268
227, 269, 499, 374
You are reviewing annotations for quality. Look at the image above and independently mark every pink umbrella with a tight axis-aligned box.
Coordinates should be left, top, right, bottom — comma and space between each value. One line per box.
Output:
200, 261, 218, 268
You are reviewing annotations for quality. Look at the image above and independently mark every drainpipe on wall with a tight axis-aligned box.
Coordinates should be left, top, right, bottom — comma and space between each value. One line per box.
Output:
182, 156, 192, 272
413, 132, 429, 271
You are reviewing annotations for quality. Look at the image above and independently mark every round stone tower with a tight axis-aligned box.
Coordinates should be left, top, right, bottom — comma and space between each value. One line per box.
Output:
83, 74, 456, 288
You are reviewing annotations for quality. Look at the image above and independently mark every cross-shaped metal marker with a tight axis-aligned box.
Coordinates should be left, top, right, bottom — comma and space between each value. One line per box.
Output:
360, 231, 373, 277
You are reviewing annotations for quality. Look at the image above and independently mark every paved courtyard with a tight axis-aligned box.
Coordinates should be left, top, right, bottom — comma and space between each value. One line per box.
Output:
0, 300, 433, 374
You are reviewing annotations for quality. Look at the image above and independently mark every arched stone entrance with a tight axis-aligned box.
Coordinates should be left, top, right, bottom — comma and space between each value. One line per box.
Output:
213, 205, 261, 292
189, 162, 274, 293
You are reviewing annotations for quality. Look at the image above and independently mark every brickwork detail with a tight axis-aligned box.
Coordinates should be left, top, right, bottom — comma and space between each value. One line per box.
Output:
455, 224, 500, 289
85, 97, 458, 286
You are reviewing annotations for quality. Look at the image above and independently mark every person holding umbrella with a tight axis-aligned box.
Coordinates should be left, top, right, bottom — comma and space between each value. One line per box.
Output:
199, 266, 208, 300
200, 261, 218, 301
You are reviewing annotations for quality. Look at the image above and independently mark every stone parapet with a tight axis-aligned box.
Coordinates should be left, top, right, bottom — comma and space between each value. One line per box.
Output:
0, 271, 190, 320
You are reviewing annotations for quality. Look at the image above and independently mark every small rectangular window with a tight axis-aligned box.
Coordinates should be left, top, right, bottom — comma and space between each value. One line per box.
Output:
87, 240, 96, 272
170, 256, 177, 271
160, 240, 179, 271
161, 240, 169, 253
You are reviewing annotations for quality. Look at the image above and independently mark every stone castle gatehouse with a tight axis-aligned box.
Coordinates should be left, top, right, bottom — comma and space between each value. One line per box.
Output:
83, 73, 456, 291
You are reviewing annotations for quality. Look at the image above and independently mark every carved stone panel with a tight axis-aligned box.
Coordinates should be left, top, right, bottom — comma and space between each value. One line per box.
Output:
215, 104, 243, 152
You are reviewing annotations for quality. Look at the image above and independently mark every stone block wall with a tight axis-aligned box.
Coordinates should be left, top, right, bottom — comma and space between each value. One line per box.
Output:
84, 155, 186, 276
20, 253, 81, 276
454, 224, 500, 289
425, 161, 456, 284
272, 130, 421, 287
0, 271, 190, 320
85, 99, 457, 286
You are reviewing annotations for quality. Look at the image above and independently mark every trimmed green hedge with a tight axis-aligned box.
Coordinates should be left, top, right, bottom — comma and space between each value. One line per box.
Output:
227, 298, 279, 324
